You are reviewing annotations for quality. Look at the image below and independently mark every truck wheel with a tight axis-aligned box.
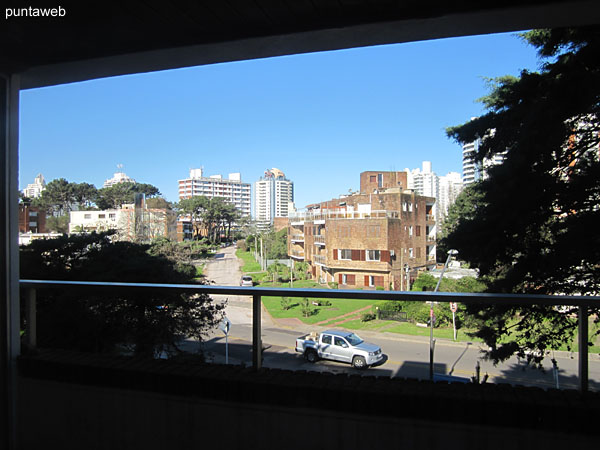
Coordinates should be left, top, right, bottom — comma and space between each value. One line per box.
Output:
305, 349, 318, 363
352, 356, 367, 369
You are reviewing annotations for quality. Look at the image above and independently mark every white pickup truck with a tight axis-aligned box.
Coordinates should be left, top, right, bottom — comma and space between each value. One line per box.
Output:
295, 329, 384, 369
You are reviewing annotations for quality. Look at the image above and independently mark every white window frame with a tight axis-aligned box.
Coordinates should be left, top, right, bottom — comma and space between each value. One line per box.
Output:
409, 226, 413, 236
342, 274, 348, 285
409, 248, 414, 258
366, 250, 380, 261
84, 213, 92, 220
368, 276, 375, 287
339, 249, 352, 260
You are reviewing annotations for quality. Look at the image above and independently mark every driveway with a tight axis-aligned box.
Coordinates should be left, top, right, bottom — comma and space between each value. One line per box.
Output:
203, 245, 274, 327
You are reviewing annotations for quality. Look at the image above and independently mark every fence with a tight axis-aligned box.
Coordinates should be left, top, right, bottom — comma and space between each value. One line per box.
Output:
19, 279, 600, 392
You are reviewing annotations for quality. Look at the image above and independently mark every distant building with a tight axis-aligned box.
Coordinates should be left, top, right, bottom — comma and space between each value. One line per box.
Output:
21, 173, 46, 198
254, 168, 294, 229
18, 204, 46, 234
461, 121, 507, 186
288, 171, 436, 290
69, 197, 176, 242
178, 168, 251, 217
406, 162, 463, 223
103, 166, 136, 188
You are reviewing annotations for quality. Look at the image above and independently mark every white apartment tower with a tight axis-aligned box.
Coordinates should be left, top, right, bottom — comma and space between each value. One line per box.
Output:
178, 168, 251, 217
406, 161, 463, 223
104, 165, 136, 188
22, 173, 46, 198
254, 168, 294, 226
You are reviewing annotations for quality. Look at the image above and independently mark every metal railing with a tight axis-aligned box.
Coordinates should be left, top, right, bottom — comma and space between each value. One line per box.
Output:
19, 279, 600, 392
313, 255, 327, 265
289, 210, 401, 221
290, 234, 305, 242
313, 235, 326, 244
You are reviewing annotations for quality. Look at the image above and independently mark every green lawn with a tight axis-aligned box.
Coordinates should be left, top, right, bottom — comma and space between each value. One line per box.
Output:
262, 289, 384, 325
236, 249, 262, 273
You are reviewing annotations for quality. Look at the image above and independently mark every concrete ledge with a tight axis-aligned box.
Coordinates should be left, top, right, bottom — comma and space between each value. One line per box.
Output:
17, 348, 600, 439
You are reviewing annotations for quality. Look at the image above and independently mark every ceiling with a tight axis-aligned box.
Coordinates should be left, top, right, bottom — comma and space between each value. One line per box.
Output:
3, 0, 600, 89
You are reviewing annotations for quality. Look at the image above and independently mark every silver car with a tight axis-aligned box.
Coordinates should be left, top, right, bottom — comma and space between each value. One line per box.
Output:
240, 275, 253, 287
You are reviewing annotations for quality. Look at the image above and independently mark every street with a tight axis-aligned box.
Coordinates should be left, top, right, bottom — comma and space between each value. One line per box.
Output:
196, 245, 600, 391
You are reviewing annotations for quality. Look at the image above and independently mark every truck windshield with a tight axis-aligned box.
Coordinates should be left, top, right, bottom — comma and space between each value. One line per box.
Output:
345, 333, 363, 346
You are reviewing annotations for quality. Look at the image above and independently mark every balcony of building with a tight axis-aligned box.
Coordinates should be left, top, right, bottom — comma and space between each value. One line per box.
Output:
290, 249, 305, 260
313, 235, 326, 246
313, 254, 327, 266
290, 234, 305, 243
12, 280, 600, 450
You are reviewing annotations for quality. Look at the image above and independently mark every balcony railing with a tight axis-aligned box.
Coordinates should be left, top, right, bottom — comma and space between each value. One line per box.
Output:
290, 234, 304, 242
291, 250, 305, 259
314, 255, 327, 266
19, 279, 600, 392
289, 210, 401, 221
314, 235, 326, 245
426, 214, 435, 221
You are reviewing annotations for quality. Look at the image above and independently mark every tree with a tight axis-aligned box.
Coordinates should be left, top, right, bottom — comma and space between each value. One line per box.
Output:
96, 182, 161, 210
20, 232, 224, 357
33, 178, 75, 215
445, 27, 600, 365
71, 182, 98, 209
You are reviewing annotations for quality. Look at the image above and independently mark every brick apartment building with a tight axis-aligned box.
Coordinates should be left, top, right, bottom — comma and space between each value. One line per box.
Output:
18, 204, 46, 234
288, 171, 436, 290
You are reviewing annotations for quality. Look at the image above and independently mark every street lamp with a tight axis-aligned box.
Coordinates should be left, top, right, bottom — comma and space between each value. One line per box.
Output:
429, 249, 458, 381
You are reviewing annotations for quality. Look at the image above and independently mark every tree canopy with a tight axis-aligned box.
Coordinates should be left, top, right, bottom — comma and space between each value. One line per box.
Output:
177, 196, 240, 243
21, 232, 223, 357
445, 27, 600, 365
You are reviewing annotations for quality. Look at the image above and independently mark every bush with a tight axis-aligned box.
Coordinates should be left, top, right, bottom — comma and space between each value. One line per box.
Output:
301, 298, 317, 317
328, 282, 338, 289
280, 297, 292, 310
361, 312, 376, 322
376, 286, 385, 291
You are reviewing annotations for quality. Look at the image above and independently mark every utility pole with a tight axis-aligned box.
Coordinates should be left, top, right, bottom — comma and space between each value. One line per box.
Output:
430, 249, 458, 381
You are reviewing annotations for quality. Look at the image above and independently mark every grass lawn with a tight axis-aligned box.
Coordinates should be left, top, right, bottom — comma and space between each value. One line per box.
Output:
262, 290, 384, 325
236, 249, 262, 273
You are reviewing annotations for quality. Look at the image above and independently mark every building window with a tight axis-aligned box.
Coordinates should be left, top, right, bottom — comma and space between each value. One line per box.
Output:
402, 202, 407, 212
342, 274, 348, 285
409, 248, 414, 258
84, 214, 92, 219
416, 226, 421, 237
408, 203, 413, 212
339, 249, 352, 260
366, 225, 380, 237
377, 173, 383, 188
109, 213, 116, 220
28, 211, 37, 217
370, 175, 376, 183
366, 250, 380, 261
409, 226, 413, 236
98, 214, 105, 219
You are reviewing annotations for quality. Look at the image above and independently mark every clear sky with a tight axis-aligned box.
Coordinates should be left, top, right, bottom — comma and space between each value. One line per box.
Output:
19, 31, 541, 209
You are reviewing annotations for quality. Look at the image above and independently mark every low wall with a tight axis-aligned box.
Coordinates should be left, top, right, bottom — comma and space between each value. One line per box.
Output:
16, 349, 599, 450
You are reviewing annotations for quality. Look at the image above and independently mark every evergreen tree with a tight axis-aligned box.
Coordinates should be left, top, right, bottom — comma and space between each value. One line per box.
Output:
445, 27, 600, 365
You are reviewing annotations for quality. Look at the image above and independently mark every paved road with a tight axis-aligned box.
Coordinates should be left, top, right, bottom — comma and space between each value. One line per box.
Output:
198, 246, 600, 391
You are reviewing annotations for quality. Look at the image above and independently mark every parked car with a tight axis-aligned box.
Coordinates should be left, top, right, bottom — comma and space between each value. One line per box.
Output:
295, 330, 384, 369
240, 275, 253, 287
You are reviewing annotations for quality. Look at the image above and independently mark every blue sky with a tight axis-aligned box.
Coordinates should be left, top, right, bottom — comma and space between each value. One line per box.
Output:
19, 31, 541, 209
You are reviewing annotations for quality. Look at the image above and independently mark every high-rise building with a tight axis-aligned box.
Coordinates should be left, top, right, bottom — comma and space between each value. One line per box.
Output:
437, 172, 463, 218
103, 165, 136, 188
178, 168, 251, 217
21, 173, 46, 198
254, 168, 294, 228
405, 162, 463, 223
462, 124, 507, 186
